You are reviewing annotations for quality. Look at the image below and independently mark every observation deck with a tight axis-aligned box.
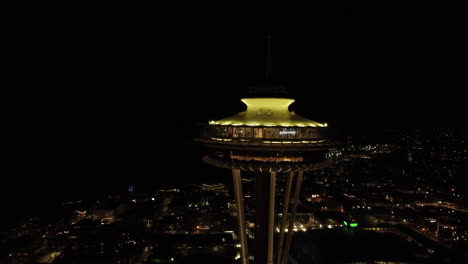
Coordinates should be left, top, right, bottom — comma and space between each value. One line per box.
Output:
195, 97, 336, 172
195, 96, 338, 264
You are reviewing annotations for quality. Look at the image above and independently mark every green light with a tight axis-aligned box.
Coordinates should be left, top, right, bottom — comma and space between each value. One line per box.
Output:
152, 259, 161, 263
343, 220, 348, 226
350, 223, 358, 228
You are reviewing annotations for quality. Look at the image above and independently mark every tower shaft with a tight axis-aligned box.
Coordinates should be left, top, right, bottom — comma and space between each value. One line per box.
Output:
232, 170, 305, 264
233, 169, 249, 264
254, 172, 276, 264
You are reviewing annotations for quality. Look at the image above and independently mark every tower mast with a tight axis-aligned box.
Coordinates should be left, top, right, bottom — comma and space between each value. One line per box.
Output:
266, 32, 272, 81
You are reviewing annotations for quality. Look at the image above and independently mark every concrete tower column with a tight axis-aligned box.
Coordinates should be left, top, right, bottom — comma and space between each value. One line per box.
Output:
280, 171, 303, 264
276, 172, 294, 264
267, 172, 276, 264
232, 169, 249, 264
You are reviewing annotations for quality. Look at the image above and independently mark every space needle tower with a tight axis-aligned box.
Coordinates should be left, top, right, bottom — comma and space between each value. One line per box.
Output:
195, 86, 337, 264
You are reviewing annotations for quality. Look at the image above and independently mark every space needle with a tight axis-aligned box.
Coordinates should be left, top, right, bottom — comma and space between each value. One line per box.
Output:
195, 86, 337, 264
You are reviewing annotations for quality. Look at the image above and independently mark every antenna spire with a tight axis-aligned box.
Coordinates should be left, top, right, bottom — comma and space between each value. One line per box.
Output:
265, 32, 272, 81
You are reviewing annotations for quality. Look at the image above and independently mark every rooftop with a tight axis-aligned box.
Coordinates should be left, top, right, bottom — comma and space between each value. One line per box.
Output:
209, 98, 326, 127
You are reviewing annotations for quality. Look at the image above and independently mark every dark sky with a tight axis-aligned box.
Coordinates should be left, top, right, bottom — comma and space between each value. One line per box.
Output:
1, 5, 466, 223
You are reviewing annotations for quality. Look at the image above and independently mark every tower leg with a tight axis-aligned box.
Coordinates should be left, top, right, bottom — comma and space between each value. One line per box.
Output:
276, 172, 293, 264
267, 172, 276, 264
232, 169, 248, 264
255, 172, 270, 264
280, 171, 303, 264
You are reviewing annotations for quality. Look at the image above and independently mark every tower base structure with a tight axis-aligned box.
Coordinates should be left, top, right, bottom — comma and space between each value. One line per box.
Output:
230, 168, 318, 264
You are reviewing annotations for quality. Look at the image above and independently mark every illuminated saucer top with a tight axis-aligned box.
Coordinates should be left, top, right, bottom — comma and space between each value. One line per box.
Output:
209, 98, 327, 128
196, 96, 337, 171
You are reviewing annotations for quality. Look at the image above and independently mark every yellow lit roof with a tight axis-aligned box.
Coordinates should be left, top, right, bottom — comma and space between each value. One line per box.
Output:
210, 98, 326, 127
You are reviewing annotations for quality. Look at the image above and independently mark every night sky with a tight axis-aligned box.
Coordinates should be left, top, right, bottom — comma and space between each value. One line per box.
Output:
1, 5, 466, 224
